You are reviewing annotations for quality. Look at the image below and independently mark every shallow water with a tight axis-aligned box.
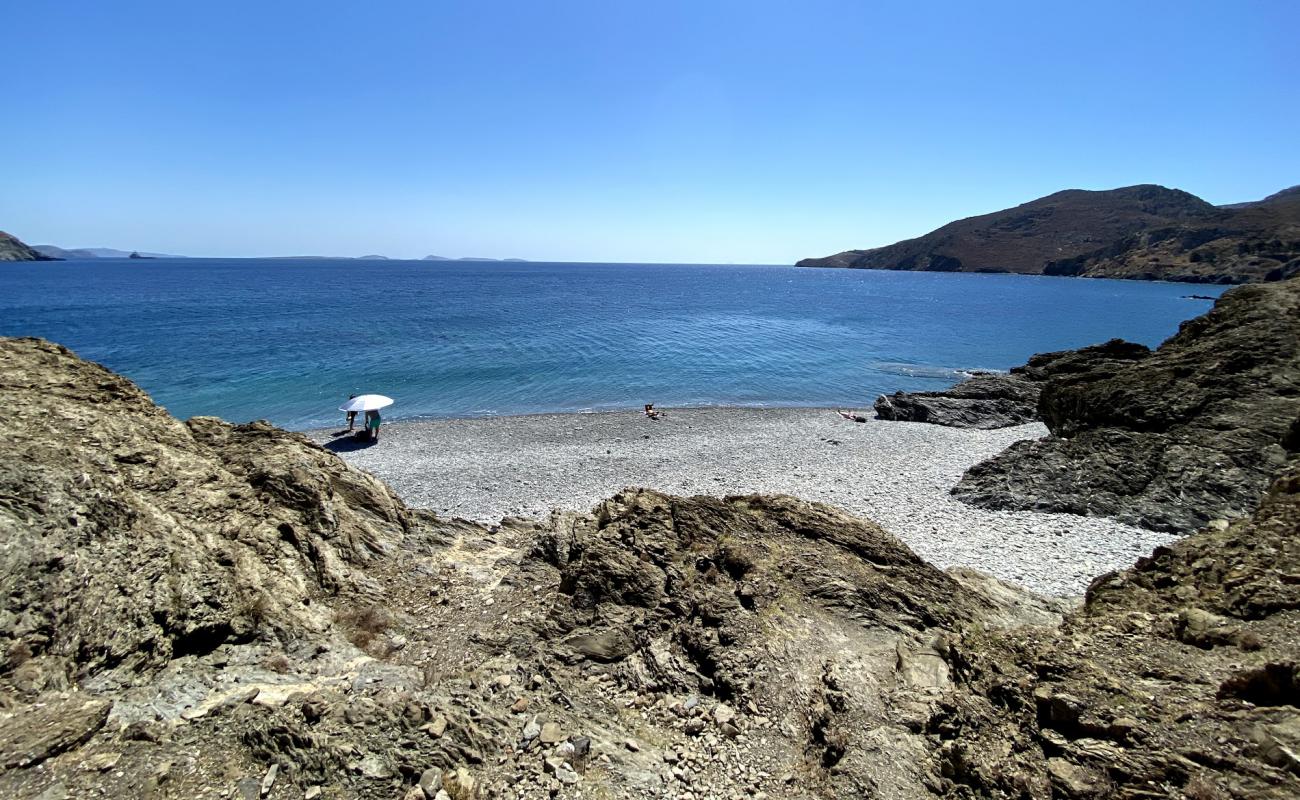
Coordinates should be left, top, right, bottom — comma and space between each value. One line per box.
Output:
0, 259, 1225, 429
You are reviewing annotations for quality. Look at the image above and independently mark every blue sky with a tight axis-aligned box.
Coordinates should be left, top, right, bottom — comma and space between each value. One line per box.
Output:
3, 1, 1297, 262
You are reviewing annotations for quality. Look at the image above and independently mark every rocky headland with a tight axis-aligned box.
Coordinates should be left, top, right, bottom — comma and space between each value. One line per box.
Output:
1, 334, 1298, 799
0, 232, 57, 262
798, 184, 1300, 284
951, 277, 1300, 533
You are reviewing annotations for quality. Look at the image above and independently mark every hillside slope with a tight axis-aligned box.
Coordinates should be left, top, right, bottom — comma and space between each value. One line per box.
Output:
799, 184, 1300, 284
0, 232, 56, 262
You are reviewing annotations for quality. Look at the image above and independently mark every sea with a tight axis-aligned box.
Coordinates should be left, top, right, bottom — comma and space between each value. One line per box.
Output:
0, 259, 1227, 430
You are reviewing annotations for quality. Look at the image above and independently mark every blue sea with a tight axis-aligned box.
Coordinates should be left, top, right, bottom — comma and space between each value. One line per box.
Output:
0, 259, 1226, 430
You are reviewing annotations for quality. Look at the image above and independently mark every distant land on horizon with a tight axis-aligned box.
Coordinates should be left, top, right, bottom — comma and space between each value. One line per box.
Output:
33, 244, 188, 259
16, 244, 533, 263
798, 183, 1300, 284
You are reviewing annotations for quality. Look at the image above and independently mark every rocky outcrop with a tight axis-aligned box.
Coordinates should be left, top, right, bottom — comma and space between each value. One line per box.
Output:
873, 340, 1152, 429
953, 279, 1300, 532
0, 338, 423, 695
0, 232, 56, 262
874, 372, 1043, 429
799, 184, 1300, 284
932, 465, 1300, 798
0, 336, 1068, 800
1, 336, 1296, 799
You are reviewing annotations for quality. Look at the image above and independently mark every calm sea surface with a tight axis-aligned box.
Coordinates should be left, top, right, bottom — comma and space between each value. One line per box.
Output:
0, 259, 1226, 429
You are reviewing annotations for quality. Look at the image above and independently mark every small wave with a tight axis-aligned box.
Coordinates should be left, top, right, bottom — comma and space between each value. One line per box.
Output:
870, 362, 1005, 381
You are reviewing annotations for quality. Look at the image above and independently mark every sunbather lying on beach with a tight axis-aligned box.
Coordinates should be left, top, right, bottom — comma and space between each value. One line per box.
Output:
644, 403, 663, 420
837, 410, 868, 423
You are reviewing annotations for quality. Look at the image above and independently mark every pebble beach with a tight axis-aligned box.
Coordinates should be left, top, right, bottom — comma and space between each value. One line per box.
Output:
309, 407, 1174, 597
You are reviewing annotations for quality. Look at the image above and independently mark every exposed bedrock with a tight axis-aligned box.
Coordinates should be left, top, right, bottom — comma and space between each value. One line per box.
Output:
2, 335, 1298, 798
935, 464, 1300, 799
874, 339, 1152, 430
952, 278, 1300, 532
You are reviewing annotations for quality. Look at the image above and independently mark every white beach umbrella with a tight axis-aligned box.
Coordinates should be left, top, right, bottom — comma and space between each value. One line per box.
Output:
339, 394, 394, 412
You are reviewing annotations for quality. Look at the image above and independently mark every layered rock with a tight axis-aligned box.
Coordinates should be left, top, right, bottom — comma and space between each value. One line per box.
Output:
799, 184, 1300, 284
873, 340, 1152, 429
0, 338, 423, 694
953, 279, 1300, 532
933, 465, 1300, 798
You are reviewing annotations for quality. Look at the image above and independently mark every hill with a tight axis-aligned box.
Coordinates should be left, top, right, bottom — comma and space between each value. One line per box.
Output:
0, 232, 57, 262
798, 184, 1300, 283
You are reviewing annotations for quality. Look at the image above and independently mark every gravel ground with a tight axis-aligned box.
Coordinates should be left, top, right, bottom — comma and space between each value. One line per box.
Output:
307, 407, 1175, 597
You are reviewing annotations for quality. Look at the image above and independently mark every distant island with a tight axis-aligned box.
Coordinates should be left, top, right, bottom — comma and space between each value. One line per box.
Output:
424, 255, 529, 262
33, 244, 187, 259
798, 184, 1300, 284
2, 240, 533, 263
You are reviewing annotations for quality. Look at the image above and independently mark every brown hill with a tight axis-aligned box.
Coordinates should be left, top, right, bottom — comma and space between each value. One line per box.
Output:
0, 232, 56, 262
799, 184, 1300, 284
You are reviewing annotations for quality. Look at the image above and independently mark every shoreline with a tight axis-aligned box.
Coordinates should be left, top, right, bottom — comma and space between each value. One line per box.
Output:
307, 406, 1174, 597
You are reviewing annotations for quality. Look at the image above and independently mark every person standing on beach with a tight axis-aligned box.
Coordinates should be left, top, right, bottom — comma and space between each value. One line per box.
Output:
365, 409, 382, 441
346, 394, 358, 431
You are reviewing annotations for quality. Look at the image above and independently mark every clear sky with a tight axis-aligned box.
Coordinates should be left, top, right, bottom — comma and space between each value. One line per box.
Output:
3, 1, 1297, 263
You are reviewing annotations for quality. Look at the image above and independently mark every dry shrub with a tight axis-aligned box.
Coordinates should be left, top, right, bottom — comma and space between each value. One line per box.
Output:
262, 653, 292, 674
338, 604, 395, 651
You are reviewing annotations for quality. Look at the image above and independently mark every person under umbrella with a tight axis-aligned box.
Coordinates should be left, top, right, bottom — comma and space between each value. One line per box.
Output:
338, 394, 394, 442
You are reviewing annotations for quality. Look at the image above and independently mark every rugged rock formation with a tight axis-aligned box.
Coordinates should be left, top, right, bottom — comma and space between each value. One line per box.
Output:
875, 372, 1043, 429
798, 184, 1300, 284
934, 465, 1300, 798
953, 279, 1300, 532
1, 336, 1296, 799
0, 337, 1061, 799
0, 338, 423, 695
0, 232, 56, 262
873, 340, 1152, 430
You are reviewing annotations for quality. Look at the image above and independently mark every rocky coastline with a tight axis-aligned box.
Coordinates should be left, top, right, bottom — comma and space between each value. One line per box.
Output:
1, 307, 1298, 799
798, 184, 1300, 284
0, 232, 57, 262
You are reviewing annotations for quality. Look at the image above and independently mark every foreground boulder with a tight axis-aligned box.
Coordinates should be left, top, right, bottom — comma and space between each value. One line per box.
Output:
0, 338, 422, 696
953, 278, 1300, 531
874, 340, 1151, 430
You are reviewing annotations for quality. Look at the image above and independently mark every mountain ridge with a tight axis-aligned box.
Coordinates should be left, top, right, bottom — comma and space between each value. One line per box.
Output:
799, 183, 1300, 283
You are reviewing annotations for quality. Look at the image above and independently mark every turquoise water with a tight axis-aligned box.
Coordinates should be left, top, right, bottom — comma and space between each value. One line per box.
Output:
0, 259, 1225, 429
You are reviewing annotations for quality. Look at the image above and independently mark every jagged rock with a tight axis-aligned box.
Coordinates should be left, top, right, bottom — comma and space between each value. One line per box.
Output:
0, 338, 430, 694
532, 489, 991, 704
873, 340, 1151, 429
538, 722, 564, 744
954, 280, 1300, 531
0, 695, 111, 768
874, 372, 1042, 429
2, 335, 1294, 799
932, 466, 1300, 798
